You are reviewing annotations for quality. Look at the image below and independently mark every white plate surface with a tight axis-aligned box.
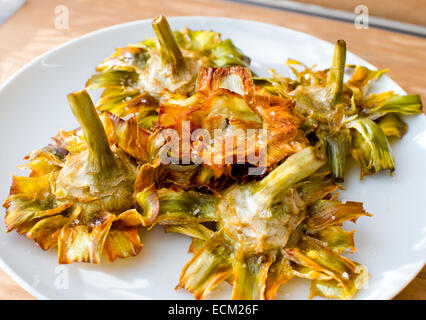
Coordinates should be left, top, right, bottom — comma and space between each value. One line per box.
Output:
0, 17, 425, 300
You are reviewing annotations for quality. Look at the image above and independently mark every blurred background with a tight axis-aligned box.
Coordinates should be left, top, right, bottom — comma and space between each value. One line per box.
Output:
1, 0, 426, 29
232, 0, 426, 37
240, 0, 425, 26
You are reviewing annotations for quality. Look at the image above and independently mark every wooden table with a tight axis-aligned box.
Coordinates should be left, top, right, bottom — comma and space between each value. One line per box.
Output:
0, 0, 424, 300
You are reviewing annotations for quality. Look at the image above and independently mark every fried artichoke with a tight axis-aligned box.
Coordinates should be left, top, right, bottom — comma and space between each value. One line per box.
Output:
255, 40, 423, 179
3, 90, 156, 263
141, 147, 370, 299
157, 65, 308, 181
3, 18, 424, 301
86, 16, 250, 129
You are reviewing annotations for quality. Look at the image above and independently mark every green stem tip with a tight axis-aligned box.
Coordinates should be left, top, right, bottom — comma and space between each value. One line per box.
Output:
67, 89, 116, 173
327, 40, 347, 105
152, 15, 186, 75
253, 147, 326, 202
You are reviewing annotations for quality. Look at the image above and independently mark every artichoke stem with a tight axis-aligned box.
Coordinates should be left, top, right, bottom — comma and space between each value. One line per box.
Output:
253, 147, 326, 203
327, 40, 346, 105
152, 15, 186, 76
67, 90, 117, 174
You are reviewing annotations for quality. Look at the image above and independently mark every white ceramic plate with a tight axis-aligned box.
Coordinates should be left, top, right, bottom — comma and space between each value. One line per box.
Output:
0, 17, 425, 300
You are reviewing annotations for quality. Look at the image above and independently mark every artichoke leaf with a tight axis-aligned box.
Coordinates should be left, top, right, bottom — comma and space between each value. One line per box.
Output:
86, 67, 139, 90
285, 237, 368, 299
178, 233, 233, 300
321, 128, 350, 181
305, 199, 371, 233
20, 150, 64, 177
346, 66, 388, 102
312, 226, 355, 254
4, 174, 72, 233
101, 112, 153, 163
378, 113, 407, 139
348, 117, 394, 177
25, 214, 70, 250
295, 173, 339, 205
362, 94, 423, 119
231, 251, 275, 300
103, 228, 143, 262
165, 223, 214, 241
264, 252, 294, 300
58, 209, 115, 264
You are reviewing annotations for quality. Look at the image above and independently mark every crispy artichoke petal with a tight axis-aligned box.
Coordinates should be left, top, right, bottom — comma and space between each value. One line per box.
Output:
253, 147, 326, 202
9, 174, 51, 196
174, 29, 221, 51
135, 184, 160, 227
101, 209, 146, 262
286, 237, 368, 299
25, 214, 70, 250
178, 234, 233, 300
4, 174, 72, 232
296, 173, 339, 205
322, 128, 350, 180
253, 75, 293, 99
134, 163, 159, 227
291, 265, 333, 281
378, 113, 408, 139
86, 67, 139, 90
212, 39, 250, 68
97, 89, 158, 129
103, 228, 143, 262
363, 94, 423, 119
101, 112, 152, 163
231, 252, 274, 300
196, 66, 254, 96
174, 28, 249, 67
189, 237, 206, 253
157, 164, 215, 190
21, 150, 63, 177
264, 252, 294, 300
53, 129, 85, 154
165, 223, 214, 240
97, 87, 140, 112
311, 226, 355, 254
154, 212, 215, 227
348, 117, 394, 177
346, 66, 388, 102
286, 58, 325, 86
305, 199, 371, 233
113, 209, 147, 228
156, 188, 218, 221
58, 210, 114, 264
310, 279, 351, 299
96, 46, 149, 72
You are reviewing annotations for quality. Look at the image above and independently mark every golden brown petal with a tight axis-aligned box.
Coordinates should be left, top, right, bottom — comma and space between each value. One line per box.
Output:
103, 228, 143, 262
58, 210, 115, 264
101, 112, 152, 163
